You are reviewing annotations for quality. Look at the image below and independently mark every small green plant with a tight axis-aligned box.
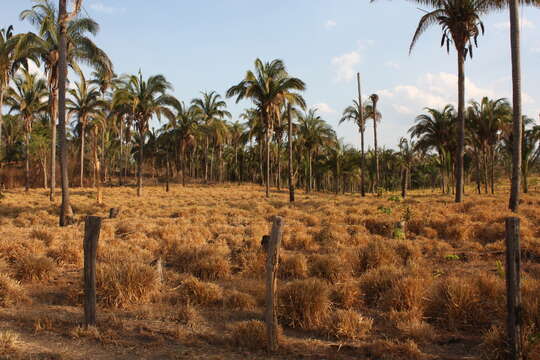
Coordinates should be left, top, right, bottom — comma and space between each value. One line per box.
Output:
495, 260, 505, 278
378, 206, 392, 215
388, 195, 401, 203
392, 228, 405, 240
444, 254, 460, 261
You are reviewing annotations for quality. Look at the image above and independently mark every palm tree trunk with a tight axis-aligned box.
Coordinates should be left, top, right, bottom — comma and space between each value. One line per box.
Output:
508, 0, 522, 212
373, 113, 379, 189
288, 104, 294, 202
42, 157, 47, 189
94, 132, 102, 204
265, 124, 270, 197
483, 150, 489, 194
137, 129, 144, 197
58, 0, 73, 226
308, 150, 313, 193
25, 132, 30, 192
357, 73, 366, 197
0, 89, 4, 156
49, 85, 57, 201
455, 48, 465, 203
80, 123, 85, 187
166, 153, 170, 192
204, 138, 209, 183
490, 149, 495, 194
401, 167, 408, 199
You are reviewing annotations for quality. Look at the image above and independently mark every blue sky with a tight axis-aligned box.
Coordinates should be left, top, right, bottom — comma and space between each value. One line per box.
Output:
2, 0, 539, 149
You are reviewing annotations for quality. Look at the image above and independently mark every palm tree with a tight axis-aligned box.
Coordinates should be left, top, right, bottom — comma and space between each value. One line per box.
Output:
398, 137, 416, 198
67, 71, 106, 187
122, 72, 178, 196
1, 26, 31, 159
227, 58, 306, 197
297, 109, 335, 193
367, 94, 382, 190
20, 0, 112, 202
403, 0, 488, 202
5, 69, 47, 191
340, 99, 367, 196
169, 102, 200, 186
191, 91, 231, 183
410, 105, 456, 194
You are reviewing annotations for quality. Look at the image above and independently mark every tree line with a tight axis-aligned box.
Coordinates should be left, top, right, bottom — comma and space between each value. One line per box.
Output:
0, 0, 537, 226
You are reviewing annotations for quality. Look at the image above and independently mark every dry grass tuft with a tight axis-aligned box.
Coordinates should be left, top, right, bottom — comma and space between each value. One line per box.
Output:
96, 261, 161, 308
228, 320, 279, 350
15, 255, 55, 281
323, 309, 373, 340
310, 254, 350, 283
331, 280, 362, 310
30, 227, 56, 246
70, 325, 101, 340
0, 330, 19, 355
169, 244, 231, 280
224, 289, 256, 311
279, 253, 308, 280
176, 275, 223, 306
279, 278, 330, 330
0, 273, 28, 307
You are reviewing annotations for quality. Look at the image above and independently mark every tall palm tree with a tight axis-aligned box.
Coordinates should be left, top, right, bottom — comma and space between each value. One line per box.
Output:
20, 0, 112, 202
5, 69, 47, 191
122, 72, 178, 196
227, 58, 305, 197
407, 0, 488, 202
1, 26, 32, 159
340, 99, 367, 196
398, 137, 416, 198
67, 71, 105, 187
169, 102, 200, 186
368, 94, 382, 186
191, 91, 231, 183
410, 105, 456, 194
297, 109, 335, 193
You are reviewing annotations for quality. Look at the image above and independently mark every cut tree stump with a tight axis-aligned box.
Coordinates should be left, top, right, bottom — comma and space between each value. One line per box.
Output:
265, 217, 284, 352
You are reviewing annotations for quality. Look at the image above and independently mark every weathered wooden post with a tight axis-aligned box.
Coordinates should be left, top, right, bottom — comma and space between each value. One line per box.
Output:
84, 216, 102, 327
505, 217, 522, 360
264, 216, 284, 352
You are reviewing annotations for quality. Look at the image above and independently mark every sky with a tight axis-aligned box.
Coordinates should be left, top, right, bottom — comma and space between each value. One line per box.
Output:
1, 0, 540, 150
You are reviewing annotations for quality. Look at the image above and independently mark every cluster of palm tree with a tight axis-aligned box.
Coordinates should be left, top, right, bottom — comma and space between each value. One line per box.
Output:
0, 0, 539, 227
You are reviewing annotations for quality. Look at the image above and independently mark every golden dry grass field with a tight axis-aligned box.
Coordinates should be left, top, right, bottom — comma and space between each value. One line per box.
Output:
0, 184, 539, 359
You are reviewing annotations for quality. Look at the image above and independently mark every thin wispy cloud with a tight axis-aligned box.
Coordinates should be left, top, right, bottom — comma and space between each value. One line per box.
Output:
331, 51, 361, 83
384, 61, 400, 70
312, 103, 336, 114
89, 2, 125, 14
324, 20, 337, 29
494, 18, 535, 30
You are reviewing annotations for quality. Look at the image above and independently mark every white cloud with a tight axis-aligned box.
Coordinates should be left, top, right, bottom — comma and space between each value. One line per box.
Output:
357, 39, 375, 49
331, 51, 361, 82
384, 61, 400, 70
392, 104, 413, 115
494, 18, 535, 30
324, 20, 337, 29
89, 2, 125, 14
312, 103, 336, 114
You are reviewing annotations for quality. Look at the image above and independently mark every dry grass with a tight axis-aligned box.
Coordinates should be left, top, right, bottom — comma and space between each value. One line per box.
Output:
1, 184, 540, 359
0, 330, 19, 355
323, 309, 373, 340
278, 278, 331, 330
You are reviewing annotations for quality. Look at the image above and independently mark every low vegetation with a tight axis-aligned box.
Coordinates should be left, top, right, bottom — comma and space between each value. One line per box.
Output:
0, 184, 539, 359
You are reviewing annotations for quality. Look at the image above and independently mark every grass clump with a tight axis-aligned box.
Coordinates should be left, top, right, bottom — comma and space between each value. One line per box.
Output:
96, 261, 161, 308
169, 244, 231, 280
279, 253, 308, 280
15, 255, 55, 281
176, 275, 223, 306
0, 330, 19, 355
229, 320, 279, 350
279, 278, 331, 330
0, 274, 28, 307
323, 309, 373, 340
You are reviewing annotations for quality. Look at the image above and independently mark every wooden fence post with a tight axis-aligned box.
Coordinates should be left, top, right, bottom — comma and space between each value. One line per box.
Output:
84, 216, 102, 327
265, 216, 284, 352
505, 217, 522, 360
